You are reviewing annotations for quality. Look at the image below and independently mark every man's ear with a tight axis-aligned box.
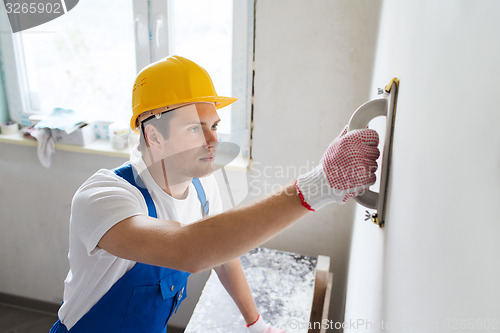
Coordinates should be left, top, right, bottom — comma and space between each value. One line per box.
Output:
143, 123, 164, 149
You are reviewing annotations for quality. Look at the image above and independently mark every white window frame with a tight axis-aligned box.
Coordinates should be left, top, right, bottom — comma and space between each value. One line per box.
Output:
133, 0, 173, 70
229, 0, 254, 158
0, 3, 31, 126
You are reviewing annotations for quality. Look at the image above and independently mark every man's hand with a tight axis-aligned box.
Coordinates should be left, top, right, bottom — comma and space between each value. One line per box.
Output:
296, 125, 380, 210
247, 314, 286, 333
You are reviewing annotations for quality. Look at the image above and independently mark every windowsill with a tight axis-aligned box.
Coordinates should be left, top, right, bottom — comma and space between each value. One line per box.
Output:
0, 132, 251, 171
0, 132, 130, 158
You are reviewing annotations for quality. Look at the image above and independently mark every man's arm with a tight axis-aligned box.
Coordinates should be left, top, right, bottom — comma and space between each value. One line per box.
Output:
99, 182, 306, 274
213, 258, 259, 326
99, 127, 379, 274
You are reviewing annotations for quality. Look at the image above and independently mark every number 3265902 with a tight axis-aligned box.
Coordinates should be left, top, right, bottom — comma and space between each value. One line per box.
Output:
5, 2, 62, 14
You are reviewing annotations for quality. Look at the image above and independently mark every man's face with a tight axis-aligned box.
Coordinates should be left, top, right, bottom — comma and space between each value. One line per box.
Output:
159, 103, 220, 181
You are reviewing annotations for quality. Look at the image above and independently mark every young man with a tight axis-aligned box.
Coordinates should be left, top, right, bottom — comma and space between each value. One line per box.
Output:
50, 56, 379, 333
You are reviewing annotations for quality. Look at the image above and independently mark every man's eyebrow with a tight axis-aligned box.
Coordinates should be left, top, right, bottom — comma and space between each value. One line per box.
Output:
185, 119, 221, 126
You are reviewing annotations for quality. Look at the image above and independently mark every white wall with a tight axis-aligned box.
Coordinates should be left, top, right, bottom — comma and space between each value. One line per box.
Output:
0, 0, 382, 330
345, 1, 500, 332
252, 0, 380, 329
0, 143, 127, 302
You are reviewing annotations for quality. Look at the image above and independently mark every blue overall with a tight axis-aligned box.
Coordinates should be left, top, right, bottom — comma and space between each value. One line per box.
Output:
50, 162, 209, 333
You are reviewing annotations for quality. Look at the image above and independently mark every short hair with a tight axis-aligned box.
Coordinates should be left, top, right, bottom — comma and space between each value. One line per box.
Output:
138, 112, 173, 152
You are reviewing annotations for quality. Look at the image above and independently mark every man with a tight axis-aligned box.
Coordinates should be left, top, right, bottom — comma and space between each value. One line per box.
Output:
50, 56, 379, 332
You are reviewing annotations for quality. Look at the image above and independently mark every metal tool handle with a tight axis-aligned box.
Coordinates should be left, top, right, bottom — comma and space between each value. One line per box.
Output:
347, 97, 388, 209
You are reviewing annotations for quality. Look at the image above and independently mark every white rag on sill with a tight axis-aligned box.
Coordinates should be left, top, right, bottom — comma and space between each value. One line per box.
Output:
31, 128, 55, 168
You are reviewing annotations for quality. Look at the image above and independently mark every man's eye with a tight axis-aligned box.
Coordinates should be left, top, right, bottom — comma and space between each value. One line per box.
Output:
211, 124, 218, 131
189, 126, 201, 133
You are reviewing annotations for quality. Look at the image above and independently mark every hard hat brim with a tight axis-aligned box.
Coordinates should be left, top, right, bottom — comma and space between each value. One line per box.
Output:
131, 96, 237, 133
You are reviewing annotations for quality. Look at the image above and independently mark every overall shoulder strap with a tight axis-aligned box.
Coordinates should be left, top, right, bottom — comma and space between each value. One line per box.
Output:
113, 162, 158, 218
192, 178, 209, 217
114, 163, 208, 218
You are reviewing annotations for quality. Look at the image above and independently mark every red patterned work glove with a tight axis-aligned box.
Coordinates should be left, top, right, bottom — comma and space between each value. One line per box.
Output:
296, 126, 380, 211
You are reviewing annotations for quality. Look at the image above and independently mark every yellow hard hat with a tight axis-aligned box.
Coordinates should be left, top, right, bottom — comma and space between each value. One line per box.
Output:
131, 55, 237, 132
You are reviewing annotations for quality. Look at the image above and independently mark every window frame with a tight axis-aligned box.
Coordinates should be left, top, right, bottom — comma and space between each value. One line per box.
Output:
0, 0, 254, 158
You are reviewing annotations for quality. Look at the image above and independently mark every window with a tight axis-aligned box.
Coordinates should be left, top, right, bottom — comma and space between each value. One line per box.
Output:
15, 0, 136, 123
0, 0, 254, 156
170, 0, 233, 134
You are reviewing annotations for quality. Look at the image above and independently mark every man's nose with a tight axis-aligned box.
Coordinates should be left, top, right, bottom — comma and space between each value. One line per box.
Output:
203, 129, 219, 149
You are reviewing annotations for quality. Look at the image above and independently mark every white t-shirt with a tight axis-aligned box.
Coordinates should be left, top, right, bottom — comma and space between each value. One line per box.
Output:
58, 148, 223, 330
